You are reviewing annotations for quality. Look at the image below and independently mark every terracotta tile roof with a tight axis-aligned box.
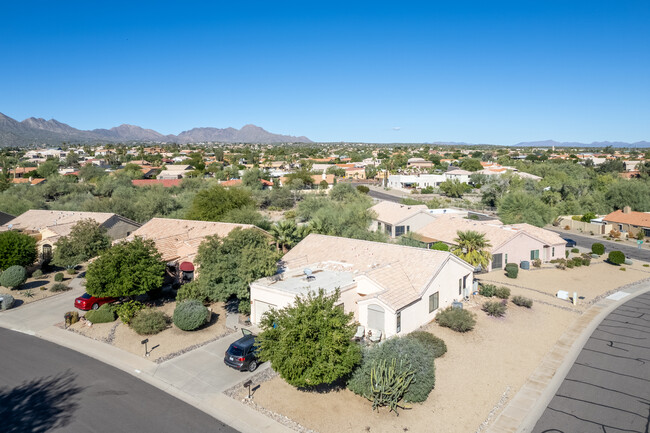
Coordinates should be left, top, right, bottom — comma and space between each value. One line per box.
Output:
126, 218, 264, 263
281, 234, 472, 310
2, 210, 122, 233
132, 179, 182, 188
11, 178, 46, 185
220, 179, 242, 187
603, 210, 650, 227
369, 201, 429, 225
9, 167, 37, 175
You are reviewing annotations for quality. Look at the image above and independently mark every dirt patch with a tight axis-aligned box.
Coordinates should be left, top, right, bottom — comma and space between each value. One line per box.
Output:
0, 272, 80, 306
69, 301, 232, 362
237, 300, 576, 433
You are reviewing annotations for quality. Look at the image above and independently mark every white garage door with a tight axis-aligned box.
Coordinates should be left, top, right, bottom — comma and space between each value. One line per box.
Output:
367, 304, 385, 333
254, 300, 276, 324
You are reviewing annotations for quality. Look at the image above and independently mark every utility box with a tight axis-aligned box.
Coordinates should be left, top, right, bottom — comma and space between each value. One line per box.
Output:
557, 290, 569, 300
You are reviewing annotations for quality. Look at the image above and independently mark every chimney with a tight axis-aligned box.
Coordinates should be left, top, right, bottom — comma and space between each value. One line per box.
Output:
623, 206, 632, 214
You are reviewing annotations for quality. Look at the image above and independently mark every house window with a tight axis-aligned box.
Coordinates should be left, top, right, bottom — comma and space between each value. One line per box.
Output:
377, 222, 382, 231
552, 247, 555, 257
429, 292, 439, 313
459, 278, 462, 295
407, 226, 410, 233
644, 228, 650, 237
505, 254, 508, 264
385, 224, 393, 236
395, 226, 405, 237
530, 250, 540, 260
396, 312, 401, 333
619, 224, 623, 231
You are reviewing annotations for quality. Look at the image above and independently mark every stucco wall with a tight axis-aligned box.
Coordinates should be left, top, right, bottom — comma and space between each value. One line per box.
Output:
493, 233, 565, 269
104, 216, 141, 240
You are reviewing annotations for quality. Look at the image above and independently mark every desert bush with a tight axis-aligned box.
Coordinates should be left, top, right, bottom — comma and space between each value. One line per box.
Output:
50, 283, 70, 292
348, 337, 435, 404
173, 299, 210, 331
430, 242, 449, 251
494, 287, 511, 299
66, 268, 77, 275
620, 267, 627, 271
85, 306, 116, 324
608, 251, 625, 265
0, 293, 14, 310
64, 311, 79, 326
591, 243, 605, 255
31, 269, 43, 279
54, 272, 64, 282
356, 185, 370, 194
564, 225, 570, 230
175, 281, 208, 304
512, 296, 533, 308
130, 309, 169, 335
0, 265, 27, 289
566, 260, 575, 269
482, 300, 507, 317
643, 264, 649, 267
571, 248, 579, 253
369, 358, 415, 414
505, 265, 518, 279
407, 331, 447, 359
609, 229, 621, 239
556, 260, 566, 270
436, 307, 476, 332
114, 300, 145, 324
532, 258, 541, 268
571, 257, 583, 267
479, 283, 496, 297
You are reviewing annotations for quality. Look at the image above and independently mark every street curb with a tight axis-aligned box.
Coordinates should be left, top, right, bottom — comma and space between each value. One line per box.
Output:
486, 282, 650, 433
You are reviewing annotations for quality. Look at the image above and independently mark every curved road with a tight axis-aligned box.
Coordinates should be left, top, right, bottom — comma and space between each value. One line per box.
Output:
532, 291, 650, 433
0, 328, 237, 433
548, 228, 650, 262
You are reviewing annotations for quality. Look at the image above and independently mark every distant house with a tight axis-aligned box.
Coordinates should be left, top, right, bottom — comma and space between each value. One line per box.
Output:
603, 207, 650, 239
387, 173, 447, 189
369, 200, 436, 238
249, 234, 475, 339
124, 218, 269, 283
413, 215, 566, 271
220, 178, 273, 189
444, 168, 472, 183
132, 179, 183, 188
278, 173, 336, 189
407, 157, 434, 169
158, 165, 193, 179
1, 210, 140, 262
9, 167, 37, 178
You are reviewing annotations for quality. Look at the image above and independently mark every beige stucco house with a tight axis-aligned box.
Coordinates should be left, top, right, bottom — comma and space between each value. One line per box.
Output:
369, 200, 437, 238
0, 210, 140, 262
250, 234, 475, 340
413, 215, 566, 271
603, 207, 650, 239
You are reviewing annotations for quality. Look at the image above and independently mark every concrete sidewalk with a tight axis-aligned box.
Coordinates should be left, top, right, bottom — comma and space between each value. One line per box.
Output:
0, 277, 292, 433
485, 279, 650, 433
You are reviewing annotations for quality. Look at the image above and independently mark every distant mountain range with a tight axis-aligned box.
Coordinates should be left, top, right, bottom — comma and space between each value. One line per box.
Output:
513, 139, 650, 148
0, 112, 312, 146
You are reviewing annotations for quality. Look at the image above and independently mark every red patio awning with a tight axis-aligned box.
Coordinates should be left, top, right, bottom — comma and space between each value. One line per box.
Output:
179, 262, 195, 272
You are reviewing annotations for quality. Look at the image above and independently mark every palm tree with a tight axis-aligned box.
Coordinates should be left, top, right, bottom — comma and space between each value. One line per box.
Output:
270, 220, 299, 253
451, 230, 492, 269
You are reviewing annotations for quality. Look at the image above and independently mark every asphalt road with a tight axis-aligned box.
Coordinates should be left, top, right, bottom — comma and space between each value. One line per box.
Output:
547, 228, 650, 262
367, 188, 404, 203
0, 328, 238, 433
532, 291, 650, 433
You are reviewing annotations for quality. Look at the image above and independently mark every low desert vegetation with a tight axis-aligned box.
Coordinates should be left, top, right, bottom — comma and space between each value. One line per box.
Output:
0, 265, 27, 289
130, 309, 169, 335
407, 331, 447, 359
591, 243, 605, 255
436, 306, 476, 332
482, 300, 507, 317
85, 304, 117, 324
173, 299, 210, 331
512, 296, 533, 308
608, 250, 626, 265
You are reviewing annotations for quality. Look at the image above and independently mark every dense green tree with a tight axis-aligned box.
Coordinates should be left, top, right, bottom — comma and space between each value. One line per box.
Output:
451, 230, 492, 269
605, 180, 650, 211
284, 169, 315, 189
0, 231, 37, 271
186, 185, 254, 221
78, 164, 107, 182
195, 228, 278, 313
52, 219, 111, 268
257, 288, 361, 388
326, 166, 346, 177
439, 179, 471, 198
242, 168, 266, 190
365, 165, 379, 179
121, 163, 145, 179
36, 160, 60, 178
85, 237, 165, 298
498, 191, 555, 227
459, 158, 483, 172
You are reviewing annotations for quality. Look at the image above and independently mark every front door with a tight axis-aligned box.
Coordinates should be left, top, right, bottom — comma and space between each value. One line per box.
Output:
492, 253, 503, 269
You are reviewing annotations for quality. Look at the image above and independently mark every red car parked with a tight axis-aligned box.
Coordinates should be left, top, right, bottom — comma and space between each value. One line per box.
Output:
74, 293, 116, 311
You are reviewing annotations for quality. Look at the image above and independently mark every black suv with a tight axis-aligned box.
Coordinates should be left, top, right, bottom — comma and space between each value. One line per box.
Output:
224, 329, 259, 372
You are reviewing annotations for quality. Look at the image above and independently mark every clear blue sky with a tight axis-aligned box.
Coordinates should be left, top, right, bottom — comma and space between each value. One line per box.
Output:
2, 1, 649, 144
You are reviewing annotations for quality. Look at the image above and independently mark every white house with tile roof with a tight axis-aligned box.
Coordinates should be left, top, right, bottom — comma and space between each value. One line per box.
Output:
369, 201, 437, 238
249, 234, 475, 339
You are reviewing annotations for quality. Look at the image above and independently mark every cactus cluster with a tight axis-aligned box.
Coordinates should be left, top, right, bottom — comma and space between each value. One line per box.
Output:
370, 358, 415, 415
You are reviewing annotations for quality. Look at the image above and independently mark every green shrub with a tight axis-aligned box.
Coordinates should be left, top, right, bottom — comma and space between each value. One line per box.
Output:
565, 251, 570, 258
620, 267, 626, 271
571, 248, 579, 253
494, 287, 511, 299
571, 257, 583, 267
430, 242, 449, 251
436, 307, 476, 332
479, 283, 496, 297
54, 272, 64, 282
356, 185, 370, 194
407, 331, 447, 359
0, 293, 15, 310
114, 300, 145, 324
130, 309, 169, 335
85, 307, 116, 324
0, 231, 37, 270
369, 358, 415, 415
608, 251, 625, 265
566, 260, 575, 269
482, 300, 507, 317
66, 268, 77, 275
512, 296, 533, 308
175, 281, 208, 304
173, 299, 210, 331
348, 337, 435, 404
64, 311, 79, 326
591, 243, 605, 255
643, 264, 649, 267
50, 283, 69, 292
505, 266, 518, 279
31, 269, 43, 279
0, 265, 27, 289
532, 258, 541, 268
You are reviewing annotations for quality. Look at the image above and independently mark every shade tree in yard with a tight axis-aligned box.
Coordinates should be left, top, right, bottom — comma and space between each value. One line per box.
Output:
52, 219, 111, 268
0, 231, 37, 271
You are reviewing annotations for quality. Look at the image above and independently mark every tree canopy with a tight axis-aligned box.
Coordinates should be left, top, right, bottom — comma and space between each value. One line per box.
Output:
0, 231, 37, 271
257, 288, 361, 388
497, 191, 555, 227
186, 185, 254, 221
451, 230, 492, 269
52, 219, 111, 268
85, 237, 165, 298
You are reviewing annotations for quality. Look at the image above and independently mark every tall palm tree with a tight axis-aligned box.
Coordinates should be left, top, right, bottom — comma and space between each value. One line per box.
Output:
270, 220, 299, 253
451, 230, 492, 269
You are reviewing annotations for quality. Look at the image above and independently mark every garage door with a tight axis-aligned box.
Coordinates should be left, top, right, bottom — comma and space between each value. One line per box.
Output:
367, 304, 385, 333
254, 300, 276, 324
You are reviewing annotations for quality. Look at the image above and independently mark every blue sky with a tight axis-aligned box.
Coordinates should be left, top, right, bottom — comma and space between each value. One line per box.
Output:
2, 1, 649, 144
